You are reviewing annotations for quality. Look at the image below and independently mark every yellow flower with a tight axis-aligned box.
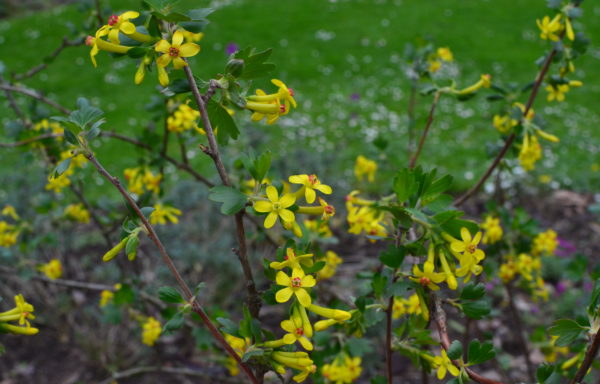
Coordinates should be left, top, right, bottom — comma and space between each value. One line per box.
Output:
303, 219, 333, 238
99, 290, 114, 307
546, 84, 570, 102
155, 30, 201, 70
449, 227, 485, 261
307, 303, 352, 321
270, 248, 313, 270
317, 251, 343, 280
537, 14, 562, 42
532, 229, 558, 256
272, 351, 314, 371
253, 186, 296, 229
0, 221, 19, 247
289, 174, 332, 204
428, 59, 442, 73
411, 262, 446, 290
1, 205, 19, 221
519, 134, 542, 171
292, 364, 316, 383
179, 29, 204, 43
493, 114, 517, 134
322, 355, 362, 383
481, 216, 503, 245
354, 155, 377, 182
105, 11, 140, 43
499, 259, 517, 283
246, 90, 284, 125
150, 204, 182, 225
86, 28, 132, 68
0, 294, 37, 329
124, 167, 162, 195
167, 102, 201, 133
45, 173, 71, 194
38, 259, 62, 280
433, 350, 460, 380
246, 79, 297, 115
224, 333, 251, 376
275, 268, 316, 307
141, 316, 161, 346
437, 47, 454, 62
457, 74, 492, 95
281, 318, 313, 350
517, 253, 540, 281
64, 204, 90, 223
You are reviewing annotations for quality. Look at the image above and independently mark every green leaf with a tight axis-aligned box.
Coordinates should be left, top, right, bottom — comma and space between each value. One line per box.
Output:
467, 339, 496, 365
234, 47, 276, 79
69, 97, 104, 129
405, 207, 431, 227
422, 174, 453, 204
460, 283, 486, 301
158, 286, 184, 304
216, 317, 238, 335
441, 218, 479, 240
447, 340, 463, 360
188, 8, 214, 20
127, 47, 148, 58
433, 210, 463, 225
462, 300, 490, 319
254, 151, 271, 182
548, 319, 586, 346
54, 158, 71, 177
379, 245, 406, 269
207, 100, 240, 144
140, 206, 155, 218
346, 337, 373, 357
371, 272, 388, 298
113, 284, 135, 305
241, 348, 264, 362
163, 311, 184, 333
144, 0, 180, 14
588, 278, 600, 316
63, 129, 79, 145
125, 235, 139, 260
160, 12, 191, 22
208, 186, 247, 215
393, 168, 417, 203
536, 363, 555, 383
303, 261, 326, 274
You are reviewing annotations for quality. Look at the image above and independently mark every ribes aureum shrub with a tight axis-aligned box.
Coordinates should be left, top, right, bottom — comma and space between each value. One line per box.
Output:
0, 0, 599, 383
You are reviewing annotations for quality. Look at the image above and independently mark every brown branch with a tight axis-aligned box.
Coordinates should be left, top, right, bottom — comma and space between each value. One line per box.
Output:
0, 133, 60, 148
0, 83, 72, 114
432, 295, 505, 384
12, 37, 84, 82
454, 42, 559, 206
94, 0, 104, 26
505, 284, 535, 382
99, 365, 243, 384
183, 61, 261, 320
85, 153, 259, 384
409, 91, 441, 169
569, 328, 600, 384
386, 294, 394, 383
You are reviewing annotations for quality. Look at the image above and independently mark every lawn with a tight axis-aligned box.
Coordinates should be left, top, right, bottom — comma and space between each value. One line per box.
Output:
1, 0, 599, 194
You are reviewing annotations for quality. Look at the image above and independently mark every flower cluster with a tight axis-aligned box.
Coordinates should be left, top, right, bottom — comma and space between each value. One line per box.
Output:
124, 167, 162, 195
245, 79, 297, 124
38, 259, 63, 280
427, 46, 454, 73
64, 203, 91, 223
354, 155, 377, 182
346, 191, 389, 241
392, 293, 422, 319
150, 204, 182, 225
166, 101, 201, 133
141, 316, 162, 346
321, 354, 362, 383
532, 229, 559, 256
480, 216, 503, 245
0, 205, 21, 247
0, 294, 38, 336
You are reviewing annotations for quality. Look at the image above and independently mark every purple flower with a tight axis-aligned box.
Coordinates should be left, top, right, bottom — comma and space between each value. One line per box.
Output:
350, 92, 360, 101
485, 282, 495, 292
226, 42, 239, 55
556, 238, 576, 258
555, 281, 567, 295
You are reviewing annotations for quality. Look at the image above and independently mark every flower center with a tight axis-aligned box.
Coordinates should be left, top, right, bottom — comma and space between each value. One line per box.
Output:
308, 174, 318, 185
295, 327, 304, 336
169, 47, 180, 57
108, 14, 119, 26
291, 277, 302, 288
324, 205, 334, 215
279, 105, 286, 114
467, 244, 476, 254
419, 277, 431, 286
272, 202, 282, 210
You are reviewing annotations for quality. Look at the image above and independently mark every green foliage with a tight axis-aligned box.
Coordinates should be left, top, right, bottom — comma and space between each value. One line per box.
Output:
467, 339, 496, 365
208, 186, 247, 214
158, 286, 185, 304
548, 319, 586, 346
447, 340, 463, 360
233, 47, 276, 80
207, 100, 240, 144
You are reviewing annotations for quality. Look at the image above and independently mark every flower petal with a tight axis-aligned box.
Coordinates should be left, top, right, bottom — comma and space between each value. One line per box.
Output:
301, 275, 316, 288
283, 333, 296, 344
305, 188, 316, 204
120, 11, 140, 20
276, 271, 291, 286
179, 43, 200, 57
299, 337, 313, 351
276, 287, 294, 303
281, 319, 296, 333
472, 231, 482, 246
108, 28, 120, 44
253, 201, 272, 213
120, 21, 136, 35
316, 184, 332, 194
265, 186, 279, 202
172, 57, 187, 69
450, 241, 466, 253
295, 289, 312, 307
278, 209, 295, 223
288, 175, 306, 184
172, 30, 184, 47
279, 193, 296, 208
291, 267, 305, 279
271, 79, 285, 88
156, 54, 172, 68
155, 40, 170, 53
264, 211, 278, 229
460, 227, 472, 243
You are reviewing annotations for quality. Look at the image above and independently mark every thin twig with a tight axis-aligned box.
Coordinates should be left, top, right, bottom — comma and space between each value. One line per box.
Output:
504, 284, 535, 382
0, 75, 30, 126
12, 37, 84, 82
183, 60, 261, 319
570, 328, 600, 384
432, 295, 504, 384
0, 83, 71, 114
85, 153, 259, 384
94, 0, 104, 26
409, 91, 440, 169
454, 43, 559, 206
99, 365, 243, 384
0, 133, 60, 148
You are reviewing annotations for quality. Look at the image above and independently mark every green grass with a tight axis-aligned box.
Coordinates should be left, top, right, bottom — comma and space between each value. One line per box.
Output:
1, 0, 599, 196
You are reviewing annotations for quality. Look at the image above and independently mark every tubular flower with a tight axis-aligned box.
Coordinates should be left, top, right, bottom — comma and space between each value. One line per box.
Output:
179, 29, 204, 43
289, 174, 332, 204
433, 350, 460, 380
275, 268, 316, 307
456, 74, 492, 95
322, 355, 362, 383
141, 316, 161, 346
245, 89, 284, 124
354, 155, 377, 182
224, 333, 251, 376
253, 186, 296, 229
246, 79, 297, 115
271, 351, 314, 371
481, 216, 503, 244
38, 259, 62, 280
0, 294, 38, 335
281, 318, 313, 350
411, 262, 446, 290
449, 227, 485, 261
150, 204, 182, 225
307, 304, 352, 321
519, 133, 542, 171
270, 248, 313, 270
64, 204, 91, 223
105, 12, 143, 44
537, 14, 563, 42
86, 28, 132, 68
532, 229, 559, 256
293, 364, 317, 383
155, 30, 201, 70
493, 114, 517, 134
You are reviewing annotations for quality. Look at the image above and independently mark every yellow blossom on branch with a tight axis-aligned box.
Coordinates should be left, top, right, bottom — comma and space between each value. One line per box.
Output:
270, 248, 313, 270
253, 186, 296, 229
493, 114, 517, 134
433, 350, 460, 380
519, 133, 542, 171
0, 221, 19, 247
411, 262, 446, 290
537, 14, 562, 42
141, 316, 161, 346
317, 251, 343, 280
354, 155, 377, 182
449, 227, 485, 261
275, 268, 316, 307
38, 259, 62, 280
150, 204, 182, 225
167, 102, 201, 133
64, 204, 91, 223
2, 205, 19, 221
0, 294, 38, 335
155, 30, 201, 70
481, 216, 503, 244
281, 318, 313, 350
532, 229, 559, 256
246, 79, 297, 114
289, 174, 332, 204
